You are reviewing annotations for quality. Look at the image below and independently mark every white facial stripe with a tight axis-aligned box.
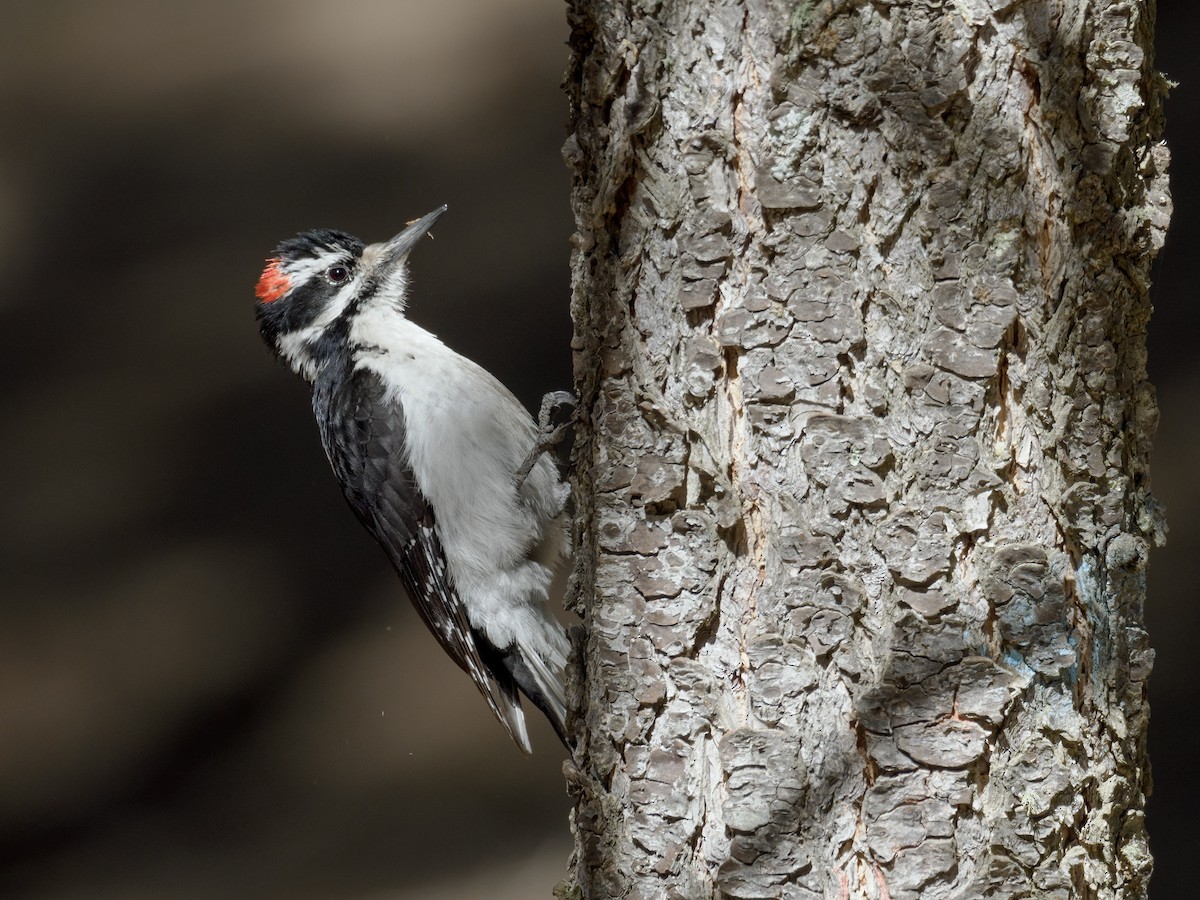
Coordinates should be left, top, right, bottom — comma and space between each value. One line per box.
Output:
282, 247, 349, 286
285, 247, 367, 332
277, 275, 361, 374
309, 279, 361, 330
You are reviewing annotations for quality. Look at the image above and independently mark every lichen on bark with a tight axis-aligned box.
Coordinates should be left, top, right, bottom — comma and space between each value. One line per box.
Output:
561, 1, 1169, 898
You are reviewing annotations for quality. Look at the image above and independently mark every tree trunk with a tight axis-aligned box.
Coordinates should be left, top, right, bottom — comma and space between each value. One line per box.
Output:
560, 1, 1169, 898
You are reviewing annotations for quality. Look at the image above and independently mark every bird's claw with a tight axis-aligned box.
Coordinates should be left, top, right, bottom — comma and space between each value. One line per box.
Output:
515, 391, 577, 486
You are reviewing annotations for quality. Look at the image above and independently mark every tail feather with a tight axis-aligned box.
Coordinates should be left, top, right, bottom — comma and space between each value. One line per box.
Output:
474, 625, 570, 750
485, 672, 532, 754
522, 640, 567, 727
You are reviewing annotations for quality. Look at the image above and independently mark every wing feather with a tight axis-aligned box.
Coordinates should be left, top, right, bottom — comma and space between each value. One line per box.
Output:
314, 363, 531, 752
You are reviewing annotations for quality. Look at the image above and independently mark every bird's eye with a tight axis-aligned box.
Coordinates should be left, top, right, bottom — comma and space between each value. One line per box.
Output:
325, 265, 350, 284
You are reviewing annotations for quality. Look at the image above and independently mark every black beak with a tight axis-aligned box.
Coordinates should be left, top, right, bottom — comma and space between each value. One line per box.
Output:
380, 205, 447, 266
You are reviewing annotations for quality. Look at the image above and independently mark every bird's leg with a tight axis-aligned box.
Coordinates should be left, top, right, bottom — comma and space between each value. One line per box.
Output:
515, 391, 577, 487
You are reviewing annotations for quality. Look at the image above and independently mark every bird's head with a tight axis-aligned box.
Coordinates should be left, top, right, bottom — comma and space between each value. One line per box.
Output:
254, 205, 446, 381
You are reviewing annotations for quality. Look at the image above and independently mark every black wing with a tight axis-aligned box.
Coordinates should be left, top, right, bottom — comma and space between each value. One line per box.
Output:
313, 363, 531, 751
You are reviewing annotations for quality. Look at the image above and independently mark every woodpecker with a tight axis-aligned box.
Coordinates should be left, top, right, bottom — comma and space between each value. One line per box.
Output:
255, 207, 571, 753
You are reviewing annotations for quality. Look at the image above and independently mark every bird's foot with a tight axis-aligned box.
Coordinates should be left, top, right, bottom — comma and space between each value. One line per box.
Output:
515, 391, 577, 486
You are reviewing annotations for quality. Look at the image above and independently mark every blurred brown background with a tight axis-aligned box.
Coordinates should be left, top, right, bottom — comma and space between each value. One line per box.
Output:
0, 2, 1193, 898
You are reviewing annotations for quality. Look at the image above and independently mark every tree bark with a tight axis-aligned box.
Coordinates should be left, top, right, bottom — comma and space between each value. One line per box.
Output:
561, 1, 1169, 898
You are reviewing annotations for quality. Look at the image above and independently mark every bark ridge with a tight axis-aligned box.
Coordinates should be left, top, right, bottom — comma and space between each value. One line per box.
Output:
563, 1, 1169, 897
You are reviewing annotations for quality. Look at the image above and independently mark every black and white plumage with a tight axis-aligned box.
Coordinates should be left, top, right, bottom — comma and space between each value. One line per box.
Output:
255, 207, 571, 752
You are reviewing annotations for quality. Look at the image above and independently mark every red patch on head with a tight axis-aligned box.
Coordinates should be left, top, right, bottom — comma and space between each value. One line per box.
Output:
255, 258, 292, 303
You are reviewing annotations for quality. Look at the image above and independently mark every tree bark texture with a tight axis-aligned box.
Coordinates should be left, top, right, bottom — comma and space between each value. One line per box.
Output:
562, 1, 1169, 899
